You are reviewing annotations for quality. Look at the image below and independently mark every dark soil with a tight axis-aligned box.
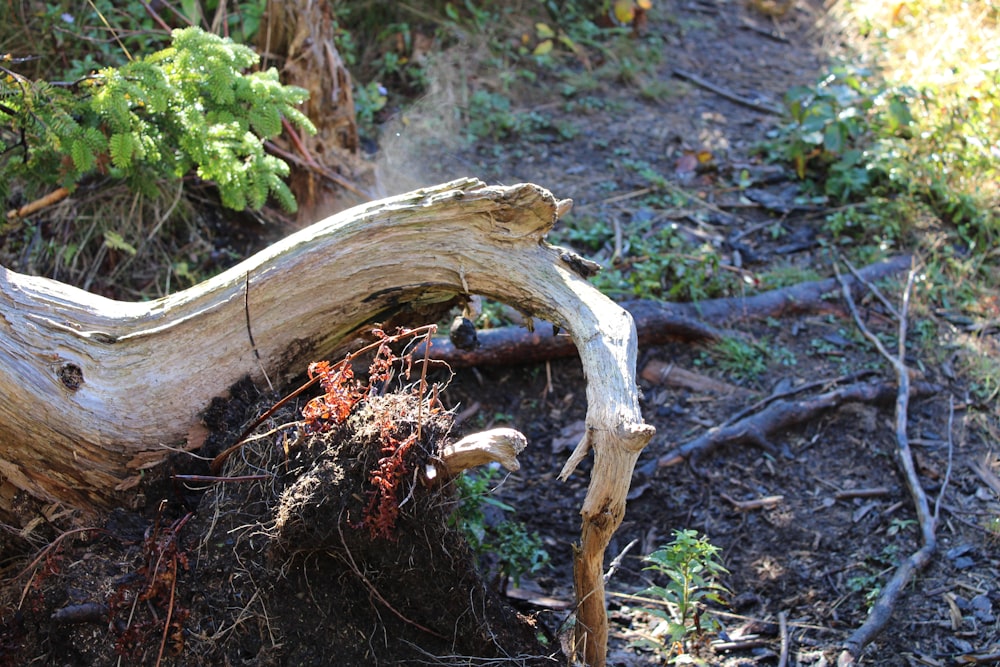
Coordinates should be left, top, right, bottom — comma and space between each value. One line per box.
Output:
3, 1, 999, 666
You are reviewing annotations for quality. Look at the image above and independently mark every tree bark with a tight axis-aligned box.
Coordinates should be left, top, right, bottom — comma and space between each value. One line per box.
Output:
0, 177, 652, 666
422, 254, 915, 367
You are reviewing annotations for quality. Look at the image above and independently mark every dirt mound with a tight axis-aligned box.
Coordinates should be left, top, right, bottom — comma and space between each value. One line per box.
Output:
1, 390, 555, 666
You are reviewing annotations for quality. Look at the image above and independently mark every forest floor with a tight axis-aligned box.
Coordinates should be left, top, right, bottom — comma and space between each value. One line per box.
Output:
400, 0, 1000, 664
2, 1, 998, 666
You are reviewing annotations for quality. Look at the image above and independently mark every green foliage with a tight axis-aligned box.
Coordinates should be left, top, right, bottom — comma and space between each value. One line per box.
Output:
763, 57, 998, 248
462, 89, 575, 142
962, 348, 1000, 404
696, 336, 792, 384
762, 62, 915, 202
450, 467, 550, 588
638, 530, 729, 660
0, 27, 314, 212
552, 161, 741, 304
558, 218, 732, 304
756, 264, 823, 290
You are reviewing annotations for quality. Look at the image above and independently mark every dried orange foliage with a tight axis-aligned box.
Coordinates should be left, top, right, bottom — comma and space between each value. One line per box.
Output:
302, 361, 361, 429
301, 325, 441, 540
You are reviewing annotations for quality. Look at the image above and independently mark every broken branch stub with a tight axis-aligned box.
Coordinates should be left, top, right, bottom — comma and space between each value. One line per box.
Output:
436, 428, 527, 477
0, 177, 652, 666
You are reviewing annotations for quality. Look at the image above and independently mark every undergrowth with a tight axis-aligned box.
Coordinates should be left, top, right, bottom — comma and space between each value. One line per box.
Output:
636, 530, 729, 664
451, 466, 550, 590
1, 5, 313, 298
757, 0, 1000, 404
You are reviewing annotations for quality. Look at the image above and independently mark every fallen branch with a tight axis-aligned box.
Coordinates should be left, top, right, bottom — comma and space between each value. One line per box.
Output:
5, 186, 71, 222
720, 493, 784, 511
435, 428, 527, 476
426, 255, 913, 367
672, 68, 783, 115
836, 263, 941, 665
653, 379, 938, 470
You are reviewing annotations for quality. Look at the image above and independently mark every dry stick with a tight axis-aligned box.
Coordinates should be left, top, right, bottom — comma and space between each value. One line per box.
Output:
721, 493, 784, 511
425, 255, 914, 369
265, 140, 372, 202
672, 68, 783, 116
603, 538, 638, 584
415, 328, 433, 443
843, 258, 900, 321
722, 370, 877, 428
5, 186, 71, 221
836, 265, 938, 665
654, 379, 938, 469
933, 397, 955, 523
154, 555, 178, 667
272, 117, 373, 202
778, 610, 790, 667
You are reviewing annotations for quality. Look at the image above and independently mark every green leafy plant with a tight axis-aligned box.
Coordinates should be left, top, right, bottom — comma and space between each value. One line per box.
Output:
638, 529, 729, 662
450, 466, 550, 589
762, 62, 915, 202
0, 26, 315, 212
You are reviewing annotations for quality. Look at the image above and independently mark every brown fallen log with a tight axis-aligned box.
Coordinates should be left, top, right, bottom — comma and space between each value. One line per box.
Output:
425, 254, 914, 367
0, 177, 652, 667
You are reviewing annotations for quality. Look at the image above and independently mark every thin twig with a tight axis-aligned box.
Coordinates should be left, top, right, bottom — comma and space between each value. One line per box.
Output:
154, 555, 178, 667
416, 328, 432, 443
245, 272, 273, 392
266, 139, 372, 202
843, 258, 900, 320
17, 527, 108, 608
836, 262, 938, 663
934, 396, 955, 522
722, 370, 877, 428
603, 539, 638, 584
173, 474, 272, 484
778, 610, 789, 667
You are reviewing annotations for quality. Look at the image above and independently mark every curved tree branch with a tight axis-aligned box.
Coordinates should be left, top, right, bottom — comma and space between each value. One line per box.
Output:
0, 177, 652, 667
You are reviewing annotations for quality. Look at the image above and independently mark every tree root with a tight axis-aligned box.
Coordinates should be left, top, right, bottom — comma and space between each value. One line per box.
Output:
651, 378, 939, 473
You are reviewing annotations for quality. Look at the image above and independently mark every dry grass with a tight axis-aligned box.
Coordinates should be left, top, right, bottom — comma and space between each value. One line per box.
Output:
831, 0, 1000, 206
836, 0, 997, 89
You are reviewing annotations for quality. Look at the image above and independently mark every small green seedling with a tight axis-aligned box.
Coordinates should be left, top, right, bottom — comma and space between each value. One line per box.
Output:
637, 529, 729, 663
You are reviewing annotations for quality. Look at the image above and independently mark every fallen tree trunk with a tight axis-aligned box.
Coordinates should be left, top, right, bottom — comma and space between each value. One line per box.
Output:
0, 177, 652, 666
424, 254, 914, 367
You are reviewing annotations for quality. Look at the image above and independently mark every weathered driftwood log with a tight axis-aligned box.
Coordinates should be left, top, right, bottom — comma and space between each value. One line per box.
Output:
0, 177, 652, 667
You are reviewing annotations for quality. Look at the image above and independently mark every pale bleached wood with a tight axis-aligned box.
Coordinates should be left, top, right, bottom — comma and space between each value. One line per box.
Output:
437, 428, 526, 476
0, 177, 653, 666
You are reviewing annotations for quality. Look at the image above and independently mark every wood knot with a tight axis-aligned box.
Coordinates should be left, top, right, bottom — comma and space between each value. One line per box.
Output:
58, 363, 84, 391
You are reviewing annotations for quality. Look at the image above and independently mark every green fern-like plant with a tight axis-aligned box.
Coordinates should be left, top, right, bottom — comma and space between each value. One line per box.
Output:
0, 27, 315, 213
